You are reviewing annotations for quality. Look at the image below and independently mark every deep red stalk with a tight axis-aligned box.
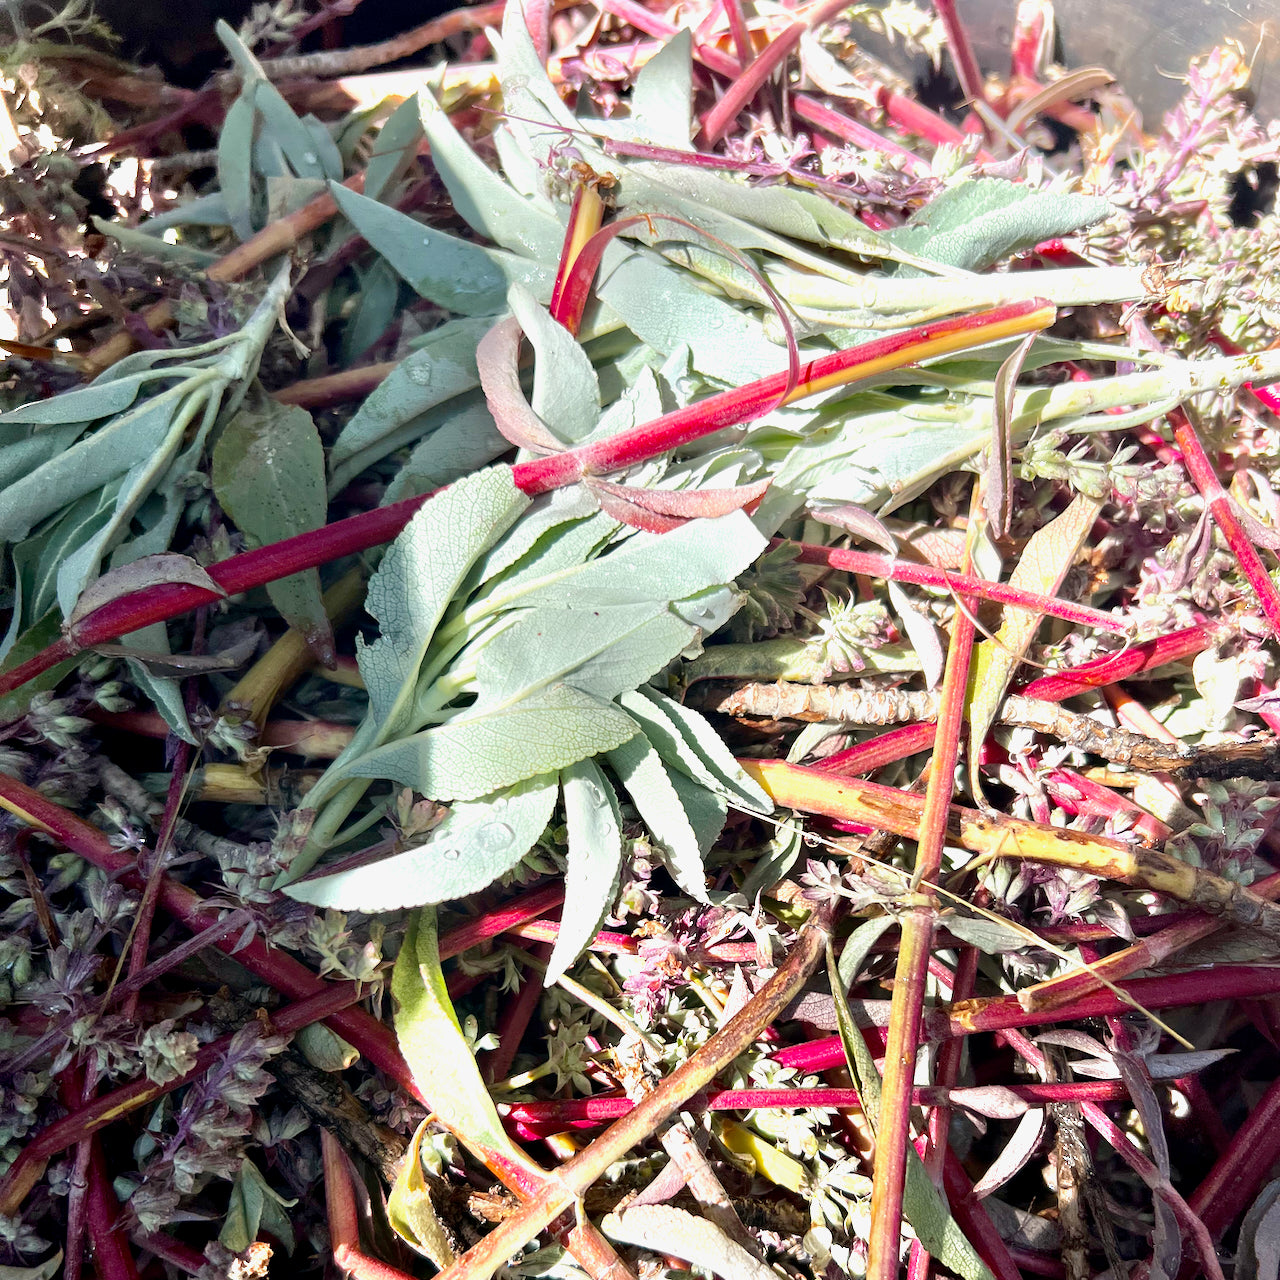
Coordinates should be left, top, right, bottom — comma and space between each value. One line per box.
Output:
1174, 1074, 1232, 1155
721, 0, 755, 69
868, 520, 976, 1280
483, 947, 548, 1082
1020, 621, 1216, 700
502, 1078, 1139, 1126
790, 94, 926, 170
1020, 870, 1280, 1013
3, 910, 257, 1077
931, 0, 985, 106
771, 963, 1280, 1071
60, 1069, 95, 1280
0, 772, 417, 1100
0, 982, 367, 1214
85, 1138, 140, 1280
810, 722, 937, 776
1167, 406, 1280, 640
501, 917, 638, 954
1008, 2, 1047, 80
132, 1229, 209, 1275
437, 883, 566, 958
596, 0, 968, 163
0, 301, 1051, 700
1190, 1073, 1280, 1239
783, 539, 1128, 632
874, 84, 992, 158
1004, 1028, 1224, 1280
940, 1150, 1025, 1280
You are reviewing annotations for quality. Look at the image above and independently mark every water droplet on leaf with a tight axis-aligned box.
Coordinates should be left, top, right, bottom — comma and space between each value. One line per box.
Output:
441, 847, 462, 861
474, 821, 515, 853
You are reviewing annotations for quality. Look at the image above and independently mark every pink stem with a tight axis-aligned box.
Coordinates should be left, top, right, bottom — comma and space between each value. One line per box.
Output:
931, 0, 984, 105
772, 963, 1280, 1070
1021, 622, 1216, 701
810, 723, 937, 777
784, 539, 1128, 632
699, 21, 806, 146
0, 983, 367, 1213
941, 1150, 1025, 1280
437, 884, 566, 958
1168, 406, 1280, 640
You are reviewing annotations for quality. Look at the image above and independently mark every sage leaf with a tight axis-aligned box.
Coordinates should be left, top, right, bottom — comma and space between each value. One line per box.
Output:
608, 732, 710, 901
67, 554, 225, 629
475, 602, 688, 705
546, 759, 624, 983
220, 1159, 296, 1255
289, 773, 558, 909
966, 493, 1101, 802
888, 178, 1113, 274
393, 908, 548, 1186
364, 93, 424, 202
418, 88, 564, 261
508, 285, 601, 444
328, 183, 549, 316
629, 29, 694, 147
515, 510, 767, 608
624, 685, 773, 812
212, 397, 332, 662
344, 683, 638, 802
327, 316, 491, 487
356, 466, 530, 737
388, 1121, 462, 1267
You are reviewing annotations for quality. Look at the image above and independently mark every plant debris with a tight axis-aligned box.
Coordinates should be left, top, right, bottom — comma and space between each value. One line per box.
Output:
3, 1, 1280, 1278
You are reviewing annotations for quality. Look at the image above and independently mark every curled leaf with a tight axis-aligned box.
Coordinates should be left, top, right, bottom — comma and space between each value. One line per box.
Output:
586, 476, 770, 533
67, 553, 226, 630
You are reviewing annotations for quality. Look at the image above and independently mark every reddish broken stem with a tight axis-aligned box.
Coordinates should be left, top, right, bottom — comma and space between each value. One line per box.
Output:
1021, 621, 1216, 701
773, 962, 1280, 1070
1167, 405, 1280, 640
0, 301, 1051, 700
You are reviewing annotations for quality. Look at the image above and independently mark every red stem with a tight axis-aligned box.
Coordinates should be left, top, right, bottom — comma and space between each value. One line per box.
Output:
941, 1150, 1024, 1280
1189, 1073, 1280, 1239
773, 963, 1280, 1071
931, 0, 985, 105
811, 723, 937, 777
783, 539, 1128, 632
1020, 621, 1216, 701
1167, 406, 1280, 640
437, 884, 567, 958
0, 302, 1051, 700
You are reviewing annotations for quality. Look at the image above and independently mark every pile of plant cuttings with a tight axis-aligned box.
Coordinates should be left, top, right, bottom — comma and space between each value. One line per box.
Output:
6, 0, 1280, 1276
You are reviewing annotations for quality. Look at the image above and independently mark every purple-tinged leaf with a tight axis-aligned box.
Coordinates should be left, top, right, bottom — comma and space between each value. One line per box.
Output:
67, 554, 226, 631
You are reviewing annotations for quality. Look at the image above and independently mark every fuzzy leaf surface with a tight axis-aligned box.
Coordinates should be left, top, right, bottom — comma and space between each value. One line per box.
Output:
289, 773, 558, 909
546, 759, 625, 982
356, 466, 530, 736
344, 683, 638, 801
212, 398, 332, 660
393, 908, 547, 1187
608, 732, 710, 901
